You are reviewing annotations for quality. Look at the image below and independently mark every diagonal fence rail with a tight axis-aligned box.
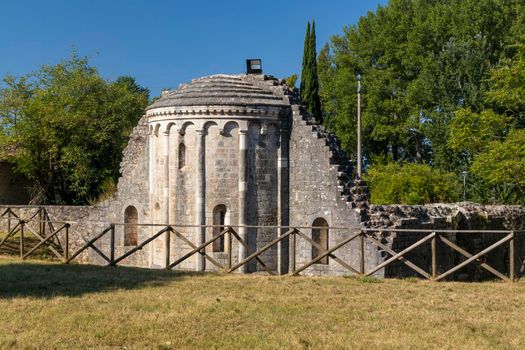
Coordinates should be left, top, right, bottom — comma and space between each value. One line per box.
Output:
0, 206, 523, 281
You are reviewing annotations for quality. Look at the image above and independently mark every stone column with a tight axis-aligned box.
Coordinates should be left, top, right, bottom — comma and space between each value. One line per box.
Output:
277, 128, 289, 275
195, 129, 206, 271
162, 129, 170, 268
148, 129, 155, 267
238, 128, 248, 273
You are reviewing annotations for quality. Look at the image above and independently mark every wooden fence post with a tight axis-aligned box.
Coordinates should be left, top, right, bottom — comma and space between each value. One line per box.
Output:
360, 231, 365, 275
65, 223, 70, 261
510, 231, 515, 282
110, 224, 115, 265
431, 232, 437, 280
165, 226, 171, 269
7, 208, 11, 234
290, 229, 296, 274
19, 220, 25, 259
227, 227, 233, 270
38, 208, 43, 237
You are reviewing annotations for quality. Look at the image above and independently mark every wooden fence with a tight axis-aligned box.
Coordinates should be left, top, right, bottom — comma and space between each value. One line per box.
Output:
0, 207, 522, 281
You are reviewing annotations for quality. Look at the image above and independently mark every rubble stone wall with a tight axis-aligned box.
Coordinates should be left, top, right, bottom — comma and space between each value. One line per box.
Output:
366, 204, 525, 280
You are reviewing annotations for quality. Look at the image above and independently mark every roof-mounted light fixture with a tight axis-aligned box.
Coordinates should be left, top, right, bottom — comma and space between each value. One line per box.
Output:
246, 59, 262, 74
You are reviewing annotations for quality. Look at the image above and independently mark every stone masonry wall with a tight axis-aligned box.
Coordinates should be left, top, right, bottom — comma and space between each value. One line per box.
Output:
288, 105, 379, 276
366, 204, 525, 280
0, 115, 152, 268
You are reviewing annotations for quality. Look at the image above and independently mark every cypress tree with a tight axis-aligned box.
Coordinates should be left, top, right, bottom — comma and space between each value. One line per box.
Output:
308, 20, 322, 120
300, 22, 311, 98
300, 20, 322, 122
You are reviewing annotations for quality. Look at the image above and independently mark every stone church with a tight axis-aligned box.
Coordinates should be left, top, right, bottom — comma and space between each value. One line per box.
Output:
1, 63, 524, 278
108, 68, 369, 273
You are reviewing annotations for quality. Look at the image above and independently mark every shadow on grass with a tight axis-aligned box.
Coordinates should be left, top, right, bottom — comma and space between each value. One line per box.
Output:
0, 258, 205, 299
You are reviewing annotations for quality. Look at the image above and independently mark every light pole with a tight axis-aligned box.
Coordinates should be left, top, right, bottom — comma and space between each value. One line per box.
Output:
357, 74, 362, 178
462, 170, 467, 202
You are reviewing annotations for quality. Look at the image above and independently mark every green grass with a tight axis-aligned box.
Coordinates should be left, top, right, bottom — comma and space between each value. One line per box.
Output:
0, 231, 60, 260
1, 255, 525, 349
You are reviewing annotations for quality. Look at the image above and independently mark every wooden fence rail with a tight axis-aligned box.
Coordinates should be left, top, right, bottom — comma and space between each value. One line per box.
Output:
0, 206, 522, 281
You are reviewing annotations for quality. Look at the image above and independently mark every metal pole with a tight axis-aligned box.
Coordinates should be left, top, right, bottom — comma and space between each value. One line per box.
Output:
357, 75, 362, 178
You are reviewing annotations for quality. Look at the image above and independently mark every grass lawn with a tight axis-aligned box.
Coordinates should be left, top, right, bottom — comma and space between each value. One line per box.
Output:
0, 255, 524, 349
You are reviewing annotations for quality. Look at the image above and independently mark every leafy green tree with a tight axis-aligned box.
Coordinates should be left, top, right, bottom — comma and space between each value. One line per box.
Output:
448, 108, 510, 156
448, 41, 525, 203
319, 0, 524, 167
318, 0, 525, 204
300, 20, 322, 121
0, 53, 149, 204
365, 161, 460, 205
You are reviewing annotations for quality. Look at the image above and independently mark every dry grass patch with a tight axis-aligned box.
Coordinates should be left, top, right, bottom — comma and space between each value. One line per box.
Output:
0, 255, 524, 349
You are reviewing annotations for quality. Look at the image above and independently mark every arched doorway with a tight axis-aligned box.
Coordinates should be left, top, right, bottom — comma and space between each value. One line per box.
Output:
124, 206, 138, 246
312, 218, 329, 264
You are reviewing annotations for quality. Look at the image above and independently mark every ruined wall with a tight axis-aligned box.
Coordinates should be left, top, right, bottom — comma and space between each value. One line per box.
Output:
0, 205, 108, 265
0, 162, 30, 205
366, 204, 525, 280
288, 105, 378, 276
0, 115, 152, 268
104, 114, 151, 267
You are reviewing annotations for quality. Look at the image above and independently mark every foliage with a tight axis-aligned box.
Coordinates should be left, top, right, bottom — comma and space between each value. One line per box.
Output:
319, 0, 525, 204
284, 74, 298, 89
0, 54, 149, 204
365, 161, 460, 205
300, 20, 322, 121
448, 108, 510, 155
471, 129, 525, 196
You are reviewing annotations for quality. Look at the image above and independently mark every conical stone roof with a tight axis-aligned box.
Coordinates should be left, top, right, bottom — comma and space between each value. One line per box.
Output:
147, 74, 290, 110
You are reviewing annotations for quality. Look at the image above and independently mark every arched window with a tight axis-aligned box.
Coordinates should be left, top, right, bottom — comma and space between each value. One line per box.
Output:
213, 205, 226, 252
178, 143, 186, 169
124, 206, 138, 246
312, 218, 329, 264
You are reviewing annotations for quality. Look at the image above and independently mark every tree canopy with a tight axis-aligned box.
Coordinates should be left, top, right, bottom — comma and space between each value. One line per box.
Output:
318, 0, 525, 204
0, 54, 149, 204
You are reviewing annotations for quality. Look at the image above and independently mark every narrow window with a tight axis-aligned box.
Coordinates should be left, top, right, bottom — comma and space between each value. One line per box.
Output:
213, 205, 226, 252
124, 206, 138, 246
178, 143, 186, 169
312, 218, 329, 264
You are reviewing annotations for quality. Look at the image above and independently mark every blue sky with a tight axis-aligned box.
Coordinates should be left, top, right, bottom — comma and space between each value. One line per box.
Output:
0, 0, 386, 96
